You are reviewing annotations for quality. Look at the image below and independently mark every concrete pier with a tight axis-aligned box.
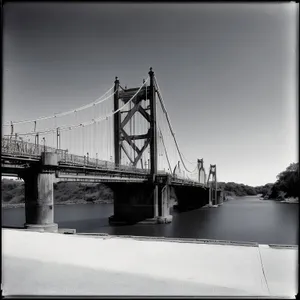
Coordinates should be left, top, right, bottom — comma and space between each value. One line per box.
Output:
23, 152, 58, 232
108, 180, 173, 225
157, 184, 173, 223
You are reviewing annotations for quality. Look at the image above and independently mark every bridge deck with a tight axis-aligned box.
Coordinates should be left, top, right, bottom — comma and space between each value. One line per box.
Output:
1, 146, 206, 186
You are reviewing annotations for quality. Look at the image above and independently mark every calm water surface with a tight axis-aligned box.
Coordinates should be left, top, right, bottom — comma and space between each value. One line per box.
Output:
2, 196, 298, 245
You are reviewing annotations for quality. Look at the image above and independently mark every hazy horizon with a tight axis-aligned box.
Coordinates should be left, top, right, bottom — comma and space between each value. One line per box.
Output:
3, 3, 298, 186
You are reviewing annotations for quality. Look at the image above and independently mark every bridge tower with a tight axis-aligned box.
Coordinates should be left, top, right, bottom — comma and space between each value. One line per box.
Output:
113, 76, 121, 166
207, 164, 217, 206
207, 164, 221, 206
109, 67, 169, 225
113, 68, 157, 172
197, 158, 206, 184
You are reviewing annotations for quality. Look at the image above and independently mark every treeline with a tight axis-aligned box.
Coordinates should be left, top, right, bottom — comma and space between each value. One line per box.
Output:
217, 162, 298, 199
218, 182, 259, 197
254, 184, 274, 198
262, 162, 298, 200
2, 179, 25, 204
1, 180, 113, 205
2, 162, 298, 205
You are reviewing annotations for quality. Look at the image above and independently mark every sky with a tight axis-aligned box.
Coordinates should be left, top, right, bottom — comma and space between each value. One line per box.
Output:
2, 2, 298, 186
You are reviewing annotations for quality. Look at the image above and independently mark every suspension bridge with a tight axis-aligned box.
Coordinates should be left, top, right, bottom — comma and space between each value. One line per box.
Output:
1, 68, 223, 231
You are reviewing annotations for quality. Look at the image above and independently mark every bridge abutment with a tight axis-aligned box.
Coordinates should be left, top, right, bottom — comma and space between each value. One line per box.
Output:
23, 152, 58, 232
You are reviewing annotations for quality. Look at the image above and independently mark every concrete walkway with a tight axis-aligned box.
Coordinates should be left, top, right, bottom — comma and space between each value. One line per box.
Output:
2, 229, 297, 297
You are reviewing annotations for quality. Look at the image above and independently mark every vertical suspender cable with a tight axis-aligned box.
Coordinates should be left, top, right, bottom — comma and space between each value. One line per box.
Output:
106, 117, 109, 161
93, 105, 95, 159
155, 77, 196, 174
81, 125, 84, 155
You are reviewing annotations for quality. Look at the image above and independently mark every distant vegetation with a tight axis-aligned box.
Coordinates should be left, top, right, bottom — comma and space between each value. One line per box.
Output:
263, 162, 299, 200
219, 163, 299, 200
220, 162, 299, 200
2, 180, 113, 207
2, 162, 298, 207
253, 184, 274, 198
218, 182, 258, 197
2, 179, 25, 205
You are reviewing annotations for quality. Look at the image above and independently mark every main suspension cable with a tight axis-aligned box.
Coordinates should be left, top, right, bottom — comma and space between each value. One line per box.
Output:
158, 127, 172, 173
154, 75, 197, 174
3, 85, 115, 126
13, 78, 149, 136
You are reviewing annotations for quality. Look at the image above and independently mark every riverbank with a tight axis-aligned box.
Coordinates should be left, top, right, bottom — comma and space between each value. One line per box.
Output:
2, 200, 113, 209
280, 197, 299, 204
259, 197, 299, 204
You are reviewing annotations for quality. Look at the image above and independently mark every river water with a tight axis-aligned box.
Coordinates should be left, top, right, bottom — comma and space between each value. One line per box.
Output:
2, 196, 298, 245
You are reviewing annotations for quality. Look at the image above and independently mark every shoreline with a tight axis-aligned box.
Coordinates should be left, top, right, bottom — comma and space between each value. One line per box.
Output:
259, 197, 299, 204
3, 196, 299, 209
280, 199, 299, 204
2, 201, 113, 209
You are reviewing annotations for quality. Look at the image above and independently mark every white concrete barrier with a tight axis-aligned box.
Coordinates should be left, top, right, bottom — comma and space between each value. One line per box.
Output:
2, 229, 297, 297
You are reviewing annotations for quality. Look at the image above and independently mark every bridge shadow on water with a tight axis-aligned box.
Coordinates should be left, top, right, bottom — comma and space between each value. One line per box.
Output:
2, 197, 298, 245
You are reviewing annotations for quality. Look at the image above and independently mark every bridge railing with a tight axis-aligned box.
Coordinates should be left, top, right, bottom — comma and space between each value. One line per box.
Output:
2, 137, 203, 182
172, 177, 206, 186
1, 137, 149, 174
59, 153, 150, 174
2, 137, 67, 157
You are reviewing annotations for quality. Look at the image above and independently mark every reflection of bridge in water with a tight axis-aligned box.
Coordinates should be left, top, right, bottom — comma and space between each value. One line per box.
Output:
1, 68, 223, 232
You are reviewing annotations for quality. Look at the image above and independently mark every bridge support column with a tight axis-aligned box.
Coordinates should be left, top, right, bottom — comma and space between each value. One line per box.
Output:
157, 184, 173, 224
209, 188, 222, 206
208, 187, 213, 207
108, 176, 173, 225
217, 190, 223, 205
23, 152, 58, 232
